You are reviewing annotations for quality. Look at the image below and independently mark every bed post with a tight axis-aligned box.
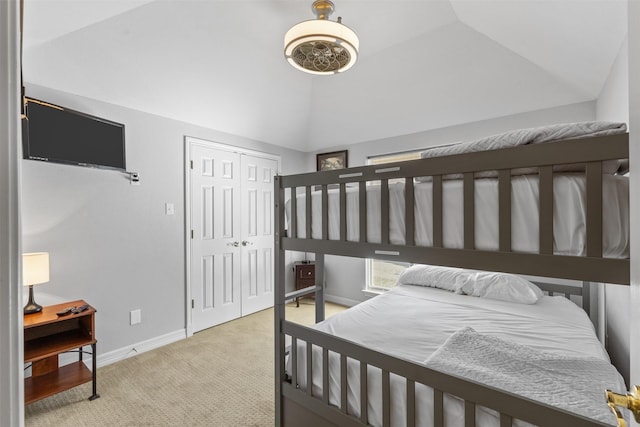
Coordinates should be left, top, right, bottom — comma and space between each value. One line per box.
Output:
582, 281, 591, 317
315, 253, 325, 323
274, 175, 285, 426
583, 281, 606, 343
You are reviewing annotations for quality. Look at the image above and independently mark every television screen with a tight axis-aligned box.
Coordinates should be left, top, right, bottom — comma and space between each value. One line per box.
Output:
23, 98, 126, 171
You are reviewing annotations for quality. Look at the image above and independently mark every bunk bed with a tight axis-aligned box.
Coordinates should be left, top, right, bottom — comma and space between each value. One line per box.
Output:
274, 122, 631, 427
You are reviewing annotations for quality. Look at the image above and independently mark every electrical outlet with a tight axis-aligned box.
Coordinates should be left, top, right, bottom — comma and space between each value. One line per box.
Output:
165, 203, 175, 215
130, 309, 142, 325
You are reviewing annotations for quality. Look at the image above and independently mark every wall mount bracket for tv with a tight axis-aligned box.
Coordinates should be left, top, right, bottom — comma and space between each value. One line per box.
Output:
126, 171, 140, 185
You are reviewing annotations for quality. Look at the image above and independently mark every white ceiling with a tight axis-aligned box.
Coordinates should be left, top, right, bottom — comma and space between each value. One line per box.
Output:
22, 0, 628, 152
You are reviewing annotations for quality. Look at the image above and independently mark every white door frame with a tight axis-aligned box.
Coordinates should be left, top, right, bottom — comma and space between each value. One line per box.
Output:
0, 0, 24, 425
629, 0, 640, 400
184, 136, 281, 337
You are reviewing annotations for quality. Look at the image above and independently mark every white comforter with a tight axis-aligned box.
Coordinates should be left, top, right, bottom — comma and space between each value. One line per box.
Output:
291, 285, 625, 426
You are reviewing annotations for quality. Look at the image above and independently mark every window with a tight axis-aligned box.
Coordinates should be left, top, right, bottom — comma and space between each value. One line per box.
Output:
366, 149, 422, 291
366, 259, 411, 291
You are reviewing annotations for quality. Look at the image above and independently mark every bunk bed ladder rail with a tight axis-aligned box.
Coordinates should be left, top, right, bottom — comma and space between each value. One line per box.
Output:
282, 321, 612, 427
275, 174, 286, 427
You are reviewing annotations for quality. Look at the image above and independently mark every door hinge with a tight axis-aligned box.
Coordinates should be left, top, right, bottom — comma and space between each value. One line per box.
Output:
191, 229, 194, 239
191, 299, 195, 309
190, 160, 193, 169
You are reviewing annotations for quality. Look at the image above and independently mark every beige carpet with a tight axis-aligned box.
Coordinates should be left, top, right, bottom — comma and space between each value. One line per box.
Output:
25, 301, 346, 427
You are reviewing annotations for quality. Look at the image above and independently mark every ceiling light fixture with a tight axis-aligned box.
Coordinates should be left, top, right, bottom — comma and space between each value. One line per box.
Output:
284, 0, 359, 75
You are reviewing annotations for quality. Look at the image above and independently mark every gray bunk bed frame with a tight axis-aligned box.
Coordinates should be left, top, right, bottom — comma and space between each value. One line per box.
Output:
274, 132, 630, 427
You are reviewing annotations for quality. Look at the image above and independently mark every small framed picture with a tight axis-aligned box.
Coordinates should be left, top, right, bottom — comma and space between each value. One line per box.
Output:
317, 150, 348, 171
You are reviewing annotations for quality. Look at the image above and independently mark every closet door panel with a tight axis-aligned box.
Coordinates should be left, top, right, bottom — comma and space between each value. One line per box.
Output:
190, 144, 242, 331
241, 154, 278, 315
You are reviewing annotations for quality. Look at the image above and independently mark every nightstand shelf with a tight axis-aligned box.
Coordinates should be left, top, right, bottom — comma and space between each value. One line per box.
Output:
24, 300, 99, 404
25, 361, 93, 404
25, 329, 94, 362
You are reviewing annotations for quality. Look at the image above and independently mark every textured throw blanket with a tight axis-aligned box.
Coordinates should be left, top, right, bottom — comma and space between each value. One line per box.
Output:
424, 327, 626, 425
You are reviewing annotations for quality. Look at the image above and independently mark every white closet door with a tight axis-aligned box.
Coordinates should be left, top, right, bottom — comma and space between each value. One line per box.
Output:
190, 143, 242, 331
240, 154, 278, 315
189, 140, 279, 332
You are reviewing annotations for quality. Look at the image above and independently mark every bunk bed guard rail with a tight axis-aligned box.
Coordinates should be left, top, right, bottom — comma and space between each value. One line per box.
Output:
278, 133, 629, 285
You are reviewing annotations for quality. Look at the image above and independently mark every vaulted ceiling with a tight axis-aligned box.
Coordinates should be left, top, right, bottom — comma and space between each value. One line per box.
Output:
22, 0, 628, 152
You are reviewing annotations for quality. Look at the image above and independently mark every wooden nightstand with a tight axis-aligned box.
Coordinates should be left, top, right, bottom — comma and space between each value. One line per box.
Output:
294, 262, 315, 307
23, 300, 99, 404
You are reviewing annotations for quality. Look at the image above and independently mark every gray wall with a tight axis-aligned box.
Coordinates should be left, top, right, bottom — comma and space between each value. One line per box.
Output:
319, 101, 596, 170
22, 84, 308, 357
627, 0, 640, 389
596, 37, 630, 385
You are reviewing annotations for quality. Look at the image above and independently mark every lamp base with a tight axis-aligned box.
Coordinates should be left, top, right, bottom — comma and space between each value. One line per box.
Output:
24, 285, 42, 314
24, 302, 42, 314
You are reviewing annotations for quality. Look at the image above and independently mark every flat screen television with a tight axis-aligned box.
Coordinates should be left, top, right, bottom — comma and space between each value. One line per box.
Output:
23, 98, 126, 171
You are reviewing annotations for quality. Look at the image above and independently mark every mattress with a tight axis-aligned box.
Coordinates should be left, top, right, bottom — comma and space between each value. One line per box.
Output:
286, 173, 629, 258
289, 285, 626, 426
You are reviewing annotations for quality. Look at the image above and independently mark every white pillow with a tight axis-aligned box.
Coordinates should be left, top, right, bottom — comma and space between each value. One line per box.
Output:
397, 264, 543, 304
397, 264, 469, 293
459, 271, 543, 305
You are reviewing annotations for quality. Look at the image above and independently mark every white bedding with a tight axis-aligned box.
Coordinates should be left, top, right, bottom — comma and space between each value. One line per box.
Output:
287, 174, 629, 258
290, 285, 625, 426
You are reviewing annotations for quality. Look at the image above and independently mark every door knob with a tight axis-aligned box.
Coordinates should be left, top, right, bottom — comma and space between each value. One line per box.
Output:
241, 241, 253, 246
227, 241, 240, 247
606, 385, 640, 427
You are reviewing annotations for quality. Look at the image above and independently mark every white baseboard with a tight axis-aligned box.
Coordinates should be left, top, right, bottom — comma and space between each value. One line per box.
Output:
95, 329, 187, 368
324, 294, 360, 307
26, 329, 188, 378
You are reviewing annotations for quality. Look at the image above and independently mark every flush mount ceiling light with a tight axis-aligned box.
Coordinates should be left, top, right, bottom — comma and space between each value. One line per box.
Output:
284, 0, 359, 75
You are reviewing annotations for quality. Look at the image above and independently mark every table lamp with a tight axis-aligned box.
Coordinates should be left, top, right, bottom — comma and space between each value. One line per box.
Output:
23, 252, 49, 314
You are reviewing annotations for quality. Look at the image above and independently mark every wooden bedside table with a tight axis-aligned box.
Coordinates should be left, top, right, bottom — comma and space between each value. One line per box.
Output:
294, 262, 315, 307
23, 300, 99, 404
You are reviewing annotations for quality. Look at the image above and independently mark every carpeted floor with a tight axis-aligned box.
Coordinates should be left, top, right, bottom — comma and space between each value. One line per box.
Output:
25, 301, 346, 427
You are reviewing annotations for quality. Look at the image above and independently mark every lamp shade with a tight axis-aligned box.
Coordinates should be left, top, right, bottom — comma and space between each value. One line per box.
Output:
23, 252, 50, 286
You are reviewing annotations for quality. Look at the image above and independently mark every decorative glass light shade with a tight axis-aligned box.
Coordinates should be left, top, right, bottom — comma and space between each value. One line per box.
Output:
284, 1, 359, 75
